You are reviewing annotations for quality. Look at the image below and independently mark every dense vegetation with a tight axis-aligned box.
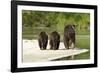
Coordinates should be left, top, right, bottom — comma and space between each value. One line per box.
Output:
22, 10, 90, 35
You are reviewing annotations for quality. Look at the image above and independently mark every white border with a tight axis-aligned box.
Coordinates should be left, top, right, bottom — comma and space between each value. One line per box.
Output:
17, 5, 94, 68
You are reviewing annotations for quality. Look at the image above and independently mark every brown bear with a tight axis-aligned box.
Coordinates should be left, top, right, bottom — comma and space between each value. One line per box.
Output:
49, 31, 60, 50
64, 25, 75, 49
38, 31, 48, 50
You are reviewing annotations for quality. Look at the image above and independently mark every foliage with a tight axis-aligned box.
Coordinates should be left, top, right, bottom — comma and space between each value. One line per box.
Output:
22, 10, 90, 32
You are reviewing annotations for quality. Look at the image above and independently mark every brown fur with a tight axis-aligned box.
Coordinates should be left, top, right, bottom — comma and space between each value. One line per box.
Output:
38, 31, 48, 50
49, 31, 60, 50
64, 25, 75, 49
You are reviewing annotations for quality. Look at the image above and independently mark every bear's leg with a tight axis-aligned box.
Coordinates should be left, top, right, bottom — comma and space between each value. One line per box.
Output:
71, 36, 75, 59
50, 40, 53, 50
39, 40, 42, 50
64, 38, 69, 49
43, 41, 48, 50
54, 42, 58, 50
71, 36, 75, 49
56, 41, 60, 50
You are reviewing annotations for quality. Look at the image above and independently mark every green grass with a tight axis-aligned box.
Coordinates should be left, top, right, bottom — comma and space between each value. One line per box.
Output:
76, 35, 90, 49
74, 36, 90, 60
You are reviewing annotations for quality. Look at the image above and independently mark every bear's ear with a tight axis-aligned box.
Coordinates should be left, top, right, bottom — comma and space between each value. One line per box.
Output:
72, 25, 75, 28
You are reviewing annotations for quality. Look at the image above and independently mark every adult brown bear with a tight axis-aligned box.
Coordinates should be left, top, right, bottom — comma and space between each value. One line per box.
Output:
49, 31, 60, 50
38, 31, 48, 50
64, 25, 75, 49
